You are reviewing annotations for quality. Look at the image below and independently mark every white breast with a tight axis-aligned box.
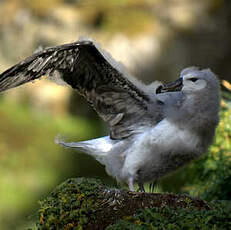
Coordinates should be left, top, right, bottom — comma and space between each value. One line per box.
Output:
121, 119, 200, 181
150, 119, 199, 149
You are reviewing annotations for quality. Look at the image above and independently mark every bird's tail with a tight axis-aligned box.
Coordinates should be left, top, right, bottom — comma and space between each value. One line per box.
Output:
55, 135, 113, 165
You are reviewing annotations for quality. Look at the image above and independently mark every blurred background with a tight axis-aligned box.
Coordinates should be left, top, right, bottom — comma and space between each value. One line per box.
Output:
0, 0, 231, 229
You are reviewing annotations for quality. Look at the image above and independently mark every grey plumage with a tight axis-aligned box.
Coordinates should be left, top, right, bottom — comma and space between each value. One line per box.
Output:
0, 39, 220, 191
0, 40, 162, 140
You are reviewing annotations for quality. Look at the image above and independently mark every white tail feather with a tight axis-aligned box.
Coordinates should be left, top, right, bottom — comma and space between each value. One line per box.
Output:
55, 135, 115, 164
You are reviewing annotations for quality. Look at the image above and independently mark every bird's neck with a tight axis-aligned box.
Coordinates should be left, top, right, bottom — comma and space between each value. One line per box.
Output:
169, 91, 220, 133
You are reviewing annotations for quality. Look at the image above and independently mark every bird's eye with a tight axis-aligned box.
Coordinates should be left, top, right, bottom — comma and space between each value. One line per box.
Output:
189, 78, 198, 82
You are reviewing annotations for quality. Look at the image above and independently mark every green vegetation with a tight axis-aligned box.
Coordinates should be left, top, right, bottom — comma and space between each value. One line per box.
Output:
35, 178, 231, 230
107, 201, 231, 230
0, 97, 102, 229
36, 178, 104, 229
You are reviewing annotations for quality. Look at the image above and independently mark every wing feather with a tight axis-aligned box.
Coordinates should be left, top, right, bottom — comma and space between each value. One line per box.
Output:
0, 40, 163, 139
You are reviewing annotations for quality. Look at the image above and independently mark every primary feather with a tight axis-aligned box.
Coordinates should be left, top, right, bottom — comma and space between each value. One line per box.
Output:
0, 40, 162, 140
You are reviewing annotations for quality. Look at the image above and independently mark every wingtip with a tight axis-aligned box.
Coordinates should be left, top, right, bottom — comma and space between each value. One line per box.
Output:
77, 36, 94, 46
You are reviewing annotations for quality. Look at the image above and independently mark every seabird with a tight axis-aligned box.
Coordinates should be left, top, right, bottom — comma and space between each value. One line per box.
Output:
0, 38, 220, 191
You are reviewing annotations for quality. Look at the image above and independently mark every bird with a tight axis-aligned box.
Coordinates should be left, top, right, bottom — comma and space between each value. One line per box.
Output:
0, 38, 220, 192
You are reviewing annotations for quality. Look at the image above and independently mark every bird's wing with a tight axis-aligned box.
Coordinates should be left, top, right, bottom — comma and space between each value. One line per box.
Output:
0, 40, 163, 139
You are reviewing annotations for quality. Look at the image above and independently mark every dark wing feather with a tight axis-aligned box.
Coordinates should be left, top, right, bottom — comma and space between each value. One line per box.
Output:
0, 40, 162, 139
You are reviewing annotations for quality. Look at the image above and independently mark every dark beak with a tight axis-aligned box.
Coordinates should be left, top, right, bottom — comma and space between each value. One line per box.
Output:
156, 78, 183, 94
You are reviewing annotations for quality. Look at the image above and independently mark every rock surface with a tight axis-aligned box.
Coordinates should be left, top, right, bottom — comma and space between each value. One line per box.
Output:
36, 178, 213, 230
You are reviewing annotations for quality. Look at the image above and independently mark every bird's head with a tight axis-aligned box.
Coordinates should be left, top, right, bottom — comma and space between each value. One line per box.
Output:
157, 67, 220, 95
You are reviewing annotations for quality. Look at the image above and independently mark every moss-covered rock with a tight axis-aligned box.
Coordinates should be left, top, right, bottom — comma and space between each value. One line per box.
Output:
37, 178, 105, 229
34, 178, 231, 230
107, 201, 231, 230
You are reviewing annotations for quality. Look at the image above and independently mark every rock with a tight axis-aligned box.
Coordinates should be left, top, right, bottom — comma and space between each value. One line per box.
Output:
36, 178, 211, 230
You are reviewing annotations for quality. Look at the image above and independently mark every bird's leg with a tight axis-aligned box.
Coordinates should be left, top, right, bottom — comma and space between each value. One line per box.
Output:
138, 182, 145, 192
128, 177, 135, 191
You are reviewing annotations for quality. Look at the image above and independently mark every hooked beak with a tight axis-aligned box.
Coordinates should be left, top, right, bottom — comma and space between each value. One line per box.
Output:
156, 78, 183, 94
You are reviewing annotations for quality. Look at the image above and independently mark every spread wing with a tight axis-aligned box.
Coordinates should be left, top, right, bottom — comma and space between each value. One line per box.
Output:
0, 40, 163, 139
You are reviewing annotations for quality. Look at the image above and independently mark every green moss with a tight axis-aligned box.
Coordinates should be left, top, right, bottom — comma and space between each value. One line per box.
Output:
35, 178, 231, 230
107, 201, 231, 230
37, 178, 104, 229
